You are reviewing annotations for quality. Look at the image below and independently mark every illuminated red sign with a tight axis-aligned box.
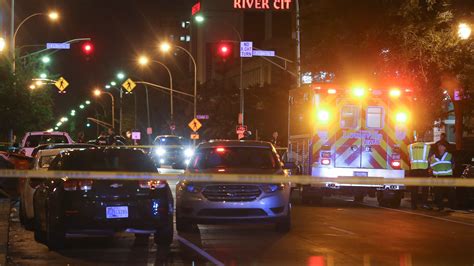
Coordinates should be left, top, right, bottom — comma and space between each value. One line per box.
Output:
192, 2, 201, 15
233, 0, 292, 10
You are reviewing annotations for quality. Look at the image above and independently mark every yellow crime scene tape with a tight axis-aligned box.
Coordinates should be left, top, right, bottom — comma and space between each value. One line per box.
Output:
0, 170, 473, 187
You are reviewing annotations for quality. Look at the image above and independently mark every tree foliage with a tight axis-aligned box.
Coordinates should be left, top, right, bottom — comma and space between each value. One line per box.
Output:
0, 57, 54, 141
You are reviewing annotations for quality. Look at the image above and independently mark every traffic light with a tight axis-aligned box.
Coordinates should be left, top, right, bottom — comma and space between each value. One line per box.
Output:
217, 42, 232, 60
82, 42, 94, 55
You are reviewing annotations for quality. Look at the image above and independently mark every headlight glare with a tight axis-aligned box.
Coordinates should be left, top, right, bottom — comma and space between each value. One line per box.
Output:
155, 148, 166, 156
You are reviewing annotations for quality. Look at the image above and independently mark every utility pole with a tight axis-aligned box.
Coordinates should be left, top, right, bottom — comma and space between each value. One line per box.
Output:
296, 0, 302, 88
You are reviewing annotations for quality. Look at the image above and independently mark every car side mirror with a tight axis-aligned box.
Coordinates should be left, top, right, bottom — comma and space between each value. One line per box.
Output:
172, 161, 187, 170
283, 162, 297, 170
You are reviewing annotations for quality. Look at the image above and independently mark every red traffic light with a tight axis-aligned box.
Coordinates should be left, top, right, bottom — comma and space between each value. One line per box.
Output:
82, 42, 94, 55
217, 43, 232, 58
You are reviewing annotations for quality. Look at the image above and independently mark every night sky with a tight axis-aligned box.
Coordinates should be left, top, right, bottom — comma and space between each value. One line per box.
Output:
13, 0, 196, 134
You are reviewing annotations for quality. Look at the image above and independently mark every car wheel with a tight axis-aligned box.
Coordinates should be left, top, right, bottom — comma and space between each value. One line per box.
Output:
33, 212, 46, 243
275, 205, 291, 233
20, 201, 34, 231
154, 218, 173, 247
45, 203, 65, 250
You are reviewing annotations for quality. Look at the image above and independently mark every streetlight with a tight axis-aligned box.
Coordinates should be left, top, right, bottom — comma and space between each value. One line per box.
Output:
41, 56, 51, 64
159, 41, 197, 121
29, 84, 36, 90
93, 89, 115, 129
110, 81, 117, 86
138, 55, 175, 124
12, 10, 60, 72
458, 23, 472, 40
194, 16, 245, 125
0, 37, 5, 52
117, 72, 126, 80
39, 73, 47, 79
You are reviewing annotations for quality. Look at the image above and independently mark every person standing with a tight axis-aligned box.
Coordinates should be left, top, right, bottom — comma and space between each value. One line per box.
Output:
430, 142, 455, 211
270, 131, 280, 147
408, 141, 431, 209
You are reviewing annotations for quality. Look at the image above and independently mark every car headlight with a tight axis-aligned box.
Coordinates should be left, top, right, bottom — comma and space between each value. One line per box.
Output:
155, 148, 166, 156
184, 148, 194, 158
261, 183, 286, 193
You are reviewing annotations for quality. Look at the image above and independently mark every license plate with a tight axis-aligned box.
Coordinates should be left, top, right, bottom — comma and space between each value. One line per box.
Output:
106, 206, 129, 219
354, 171, 368, 177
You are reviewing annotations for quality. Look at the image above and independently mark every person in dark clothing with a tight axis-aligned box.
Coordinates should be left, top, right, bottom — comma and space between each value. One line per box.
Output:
270, 131, 280, 147
106, 128, 117, 145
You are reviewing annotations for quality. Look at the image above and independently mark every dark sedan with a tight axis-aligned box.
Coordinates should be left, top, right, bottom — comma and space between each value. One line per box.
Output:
33, 148, 174, 250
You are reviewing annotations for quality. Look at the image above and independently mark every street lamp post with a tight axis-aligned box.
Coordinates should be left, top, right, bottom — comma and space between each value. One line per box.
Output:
194, 16, 244, 125
94, 89, 115, 129
12, 11, 59, 72
138, 56, 174, 125
160, 42, 197, 120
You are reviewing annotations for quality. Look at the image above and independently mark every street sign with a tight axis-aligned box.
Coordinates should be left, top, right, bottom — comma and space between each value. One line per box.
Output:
131, 131, 141, 140
240, 41, 253, 58
236, 125, 247, 134
55, 77, 69, 92
46, 42, 71, 50
196, 114, 209, 120
190, 133, 200, 140
188, 118, 202, 132
146, 127, 153, 135
122, 78, 137, 93
252, 50, 275, 57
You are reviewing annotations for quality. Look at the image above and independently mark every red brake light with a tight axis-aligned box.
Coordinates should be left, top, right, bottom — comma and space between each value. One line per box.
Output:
216, 147, 226, 153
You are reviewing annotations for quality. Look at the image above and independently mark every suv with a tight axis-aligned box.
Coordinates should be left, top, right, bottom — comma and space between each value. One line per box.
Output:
20, 131, 74, 157
151, 135, 193, 167
33, 148, 174, 249
175, 140, 292, 232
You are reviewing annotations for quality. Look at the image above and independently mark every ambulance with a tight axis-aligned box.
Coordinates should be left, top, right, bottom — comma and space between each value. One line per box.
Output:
288, 83, 413, 207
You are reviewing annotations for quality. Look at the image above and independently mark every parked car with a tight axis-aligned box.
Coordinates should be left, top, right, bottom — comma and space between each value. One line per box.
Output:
151, 135, 193, 167
20, 131, 74, 157
33, 148, 174, 250
20, 144, 97, 230
175, 140, 292, 233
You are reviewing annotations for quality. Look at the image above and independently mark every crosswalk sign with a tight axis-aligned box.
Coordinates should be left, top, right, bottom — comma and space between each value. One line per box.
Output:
54, 77, 69, 92
122, 78, 136, 93
188, 118, 202, 132
190, 133, 199, 140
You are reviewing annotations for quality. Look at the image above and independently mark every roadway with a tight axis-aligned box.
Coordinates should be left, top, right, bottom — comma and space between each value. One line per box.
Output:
7, 188, 474, 265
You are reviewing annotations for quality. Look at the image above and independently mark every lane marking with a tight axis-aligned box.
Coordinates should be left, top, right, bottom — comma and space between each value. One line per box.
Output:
360, 203, 474, 227
329, 226, 356, 235
176, 235, 225, 266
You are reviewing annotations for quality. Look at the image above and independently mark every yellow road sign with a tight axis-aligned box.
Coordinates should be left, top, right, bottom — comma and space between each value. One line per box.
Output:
190, 133, 200, 140
188, 118, 202, 132
55, 77, 69, 92
122, 78, 136, 92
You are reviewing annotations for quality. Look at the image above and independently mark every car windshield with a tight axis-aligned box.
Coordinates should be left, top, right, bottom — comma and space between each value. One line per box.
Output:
190, 147, 279, 170
153, 137, 185, 146
56, 149, 156, 172
24, 135, 68, 148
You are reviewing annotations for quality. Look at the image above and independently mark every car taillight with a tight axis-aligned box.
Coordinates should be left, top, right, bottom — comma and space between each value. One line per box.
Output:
321, 159, 331, 165
139, 180, 167, 190
64, 179, 94, 191
391, 160, 401, 169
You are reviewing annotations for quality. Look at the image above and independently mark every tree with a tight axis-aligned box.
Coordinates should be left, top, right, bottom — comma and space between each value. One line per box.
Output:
0, 57, 54, 142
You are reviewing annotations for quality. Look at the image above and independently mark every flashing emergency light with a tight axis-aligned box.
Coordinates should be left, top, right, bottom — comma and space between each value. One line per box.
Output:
327, 88, 337, 94
389, 89, 401, 98
317, 109, 330, 123
352, 87, 365, 97
395, 112, 408, 123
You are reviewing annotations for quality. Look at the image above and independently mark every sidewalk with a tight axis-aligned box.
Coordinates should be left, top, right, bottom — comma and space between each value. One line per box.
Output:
0, 199, 10, 266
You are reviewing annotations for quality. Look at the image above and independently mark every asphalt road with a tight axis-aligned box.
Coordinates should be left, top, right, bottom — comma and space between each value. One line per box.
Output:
7, 190, 474, 266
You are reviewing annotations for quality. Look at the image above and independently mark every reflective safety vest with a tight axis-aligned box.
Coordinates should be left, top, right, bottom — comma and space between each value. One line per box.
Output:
408, 142, 430, 170
430, 152, 453, 176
